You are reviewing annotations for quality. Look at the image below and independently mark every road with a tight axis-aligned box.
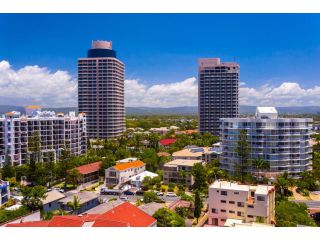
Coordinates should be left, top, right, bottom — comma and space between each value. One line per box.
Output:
292, 200, 320, 208
99, 194, 180, 203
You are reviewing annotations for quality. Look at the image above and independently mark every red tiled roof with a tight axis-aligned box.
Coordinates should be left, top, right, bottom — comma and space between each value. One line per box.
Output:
6, 203, 156, 227
6, 221, 50, 227
159, 138, 176, 146
97, 202, 156, 227
75, 161, 102, 175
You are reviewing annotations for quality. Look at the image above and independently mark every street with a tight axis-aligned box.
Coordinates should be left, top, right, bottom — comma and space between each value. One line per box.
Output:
292, 200, 320, 208
99, 194, 180, 204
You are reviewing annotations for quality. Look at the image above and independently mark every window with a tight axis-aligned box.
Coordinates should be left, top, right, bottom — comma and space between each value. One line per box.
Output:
229, 201, 235, 204
48, 203, 52, 208
229, 210, 235, 214
248, 205, 254, 208
237, 211, 244, 217
221, 219, 226, 222
247, 215, 254, 218
220, 200, 226, 203
250, 191, 255, 197
221, 209, 226, 213
237, 202, 244, 207
257, 196, 265, 201
234, 191, 239, 195
212, 208, 218, 213
221, 190, 228, 196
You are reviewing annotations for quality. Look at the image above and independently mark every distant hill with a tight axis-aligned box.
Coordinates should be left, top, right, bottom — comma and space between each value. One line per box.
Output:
1, 105, 320, 116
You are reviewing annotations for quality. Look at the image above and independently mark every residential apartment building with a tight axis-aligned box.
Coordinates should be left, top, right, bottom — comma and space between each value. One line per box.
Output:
208, 180, 275, 227
78, 40, 125, 139
220, 107, 313, 178
0, 110, 87, 167
172, 146, 222, 163
163, 159, 203, 187
0, 180, 10, 207
198, 58, 239, 135
105, 159, 146, 187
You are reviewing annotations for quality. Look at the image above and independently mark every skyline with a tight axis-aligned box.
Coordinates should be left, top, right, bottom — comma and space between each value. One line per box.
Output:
1, 14, 320, 107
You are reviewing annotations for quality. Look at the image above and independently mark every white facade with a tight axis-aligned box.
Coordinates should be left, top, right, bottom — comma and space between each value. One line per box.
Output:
220, 107, 313, 178
0, 180, 10, 207
0, 110, 87, 167
208, 180, 275, 227
105, 160, 146, 187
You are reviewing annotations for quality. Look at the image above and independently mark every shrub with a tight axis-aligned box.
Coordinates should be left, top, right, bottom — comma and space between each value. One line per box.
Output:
0, 206, 29, 224
143, 191, 159, 203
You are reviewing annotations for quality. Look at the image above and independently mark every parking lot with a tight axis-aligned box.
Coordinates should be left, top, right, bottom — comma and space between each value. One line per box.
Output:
99, 193, 180, 204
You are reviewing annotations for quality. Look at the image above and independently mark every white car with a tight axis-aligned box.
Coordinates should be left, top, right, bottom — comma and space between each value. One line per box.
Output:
166, 192, 177, 197
120, 196, 129, 201
156, 192, 164, 196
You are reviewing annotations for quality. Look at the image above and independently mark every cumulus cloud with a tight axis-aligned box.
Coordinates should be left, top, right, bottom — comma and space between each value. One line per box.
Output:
125, 77, 198, 107
0, 60, 77, 107
1, 60, 319, 108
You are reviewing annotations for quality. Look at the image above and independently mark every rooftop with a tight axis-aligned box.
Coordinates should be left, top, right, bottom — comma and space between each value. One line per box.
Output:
58, 191, 98, 205
210, 180, 275, 195
159, 138, 177, 146
172, 147, 220, 158
42, 190, 66, 205
113, 160, 145, 171
75, 161, 102, 175
164, 159, 203, 167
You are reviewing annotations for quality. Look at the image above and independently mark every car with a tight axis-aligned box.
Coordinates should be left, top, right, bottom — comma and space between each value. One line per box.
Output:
156, 192, 164, 196
166, 192, 177, 197
123, 190, 135, 195
59, 189, 65, 193
135, 190, 144, 196
120, 196, 129, 201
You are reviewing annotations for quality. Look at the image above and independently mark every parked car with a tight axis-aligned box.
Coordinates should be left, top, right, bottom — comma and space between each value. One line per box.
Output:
123, 190, 135, 195
135, 190, 144, 196
120, 196, 129, 201
166, 192, 177, 197
59, 189, 65, 193
156, 192, 164, 196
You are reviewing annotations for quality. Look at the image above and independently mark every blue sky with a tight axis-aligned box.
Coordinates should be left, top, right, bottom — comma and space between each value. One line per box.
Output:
1, 14, 320, 107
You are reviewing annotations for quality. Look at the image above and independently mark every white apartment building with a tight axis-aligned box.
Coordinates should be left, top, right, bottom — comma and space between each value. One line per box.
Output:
172, 145, 222, 163
105, 159, 146, 187
208, 180, 275, 227
0, 109, 87, 167
220, 107, 313, 178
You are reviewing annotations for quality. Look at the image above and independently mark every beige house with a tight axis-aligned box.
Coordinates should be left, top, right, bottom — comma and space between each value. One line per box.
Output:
172, 146, 221, 163
208, 180, 275, 227
163, 159, 203, 187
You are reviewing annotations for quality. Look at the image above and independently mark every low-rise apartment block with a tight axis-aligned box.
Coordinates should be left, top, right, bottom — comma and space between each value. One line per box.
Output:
172, 145, 222, 163
105, 159, 146, 187
208, 180, 275, 227
163, 159, 203, 187
0, 109, 87, 167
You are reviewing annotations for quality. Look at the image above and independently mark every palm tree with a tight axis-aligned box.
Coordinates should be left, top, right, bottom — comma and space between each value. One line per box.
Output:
67, 195, 81, 214
253, 157, 270, 180
275, 177, 289, 195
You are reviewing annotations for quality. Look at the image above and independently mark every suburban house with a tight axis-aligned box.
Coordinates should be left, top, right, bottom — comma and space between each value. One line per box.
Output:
105, 159, 146, 187
172, 146, 222, 163
6, 202, 157, 227
0, 180, 10, 207
159, 138, 177, 147
74, 161, 102, 184
130, 171, 158, 188
58, 191, 99, 214
208, 180, 275, 227
42, 190, 66, 213
163, 159, 203, 187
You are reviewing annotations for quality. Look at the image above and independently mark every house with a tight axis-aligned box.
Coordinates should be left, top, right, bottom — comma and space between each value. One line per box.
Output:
163, 159, 203, 187
208, 180, 275, 227
6, 202, 157, 227
159, 138, 176, 147
74, 161, 102, 184
172, 146, 221, 163
42, 190, 66, 213
58, 191, 99, 214
0, 180, 10, 207
105, 159, 146, 187
150, 127, 170, 135
129, 171, 158, 188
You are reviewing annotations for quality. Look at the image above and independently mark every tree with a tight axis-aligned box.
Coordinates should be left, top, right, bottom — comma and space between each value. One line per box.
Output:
153, 208, 186, 227
143, 191, 158, 203
175, 206, 188, 218
194, 190, 203, 223
1, 150, 15, 179
235, 129, 251, 182
67, 195, 81, 214
275, 200, 316, 227
275, 172, 294, 196
191, 163, 207, 192
252, 156, 270, 180
21, 186, 47, 211
66, 169, 82, 186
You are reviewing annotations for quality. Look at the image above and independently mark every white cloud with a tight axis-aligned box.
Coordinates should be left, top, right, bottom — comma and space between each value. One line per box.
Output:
125, 77, 198, 107
1, 59, 319, 108
0, 60, 77, 107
